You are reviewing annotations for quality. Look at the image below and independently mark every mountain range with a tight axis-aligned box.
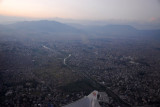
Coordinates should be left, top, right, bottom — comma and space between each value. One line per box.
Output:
0, 20, 160, 39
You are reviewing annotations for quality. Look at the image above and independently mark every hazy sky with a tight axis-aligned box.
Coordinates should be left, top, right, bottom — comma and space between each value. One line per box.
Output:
0, 0, 160, 22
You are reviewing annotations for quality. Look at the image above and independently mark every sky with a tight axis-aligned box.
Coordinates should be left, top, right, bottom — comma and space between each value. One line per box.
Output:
0, 0, 160, 29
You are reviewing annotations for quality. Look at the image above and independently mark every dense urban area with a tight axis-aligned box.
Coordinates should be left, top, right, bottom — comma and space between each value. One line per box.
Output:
0, 21, 160, 107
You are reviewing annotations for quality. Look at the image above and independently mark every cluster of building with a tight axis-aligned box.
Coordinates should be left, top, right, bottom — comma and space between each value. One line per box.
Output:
1, 38, 160, 106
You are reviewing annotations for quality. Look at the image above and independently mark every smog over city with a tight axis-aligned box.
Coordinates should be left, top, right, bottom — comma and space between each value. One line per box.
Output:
0, 0, 160, 107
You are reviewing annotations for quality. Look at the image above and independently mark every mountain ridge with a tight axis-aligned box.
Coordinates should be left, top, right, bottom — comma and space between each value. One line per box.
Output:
0, 20, 160, 39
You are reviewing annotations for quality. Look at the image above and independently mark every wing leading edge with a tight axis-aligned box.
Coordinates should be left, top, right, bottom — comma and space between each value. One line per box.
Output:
63, 90, 101, 107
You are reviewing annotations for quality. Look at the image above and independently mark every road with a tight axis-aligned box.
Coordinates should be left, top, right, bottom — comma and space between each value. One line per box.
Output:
64, 54, 71, 65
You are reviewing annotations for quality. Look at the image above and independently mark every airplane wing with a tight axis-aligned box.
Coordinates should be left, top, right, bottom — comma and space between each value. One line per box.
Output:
63, 90, 101, 107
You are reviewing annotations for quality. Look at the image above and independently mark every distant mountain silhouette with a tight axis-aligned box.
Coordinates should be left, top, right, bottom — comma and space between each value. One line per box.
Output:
5, 20, 81, 33
82, 25, 139, 36
0, 20, 160, 39
76, 24, 160, 37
